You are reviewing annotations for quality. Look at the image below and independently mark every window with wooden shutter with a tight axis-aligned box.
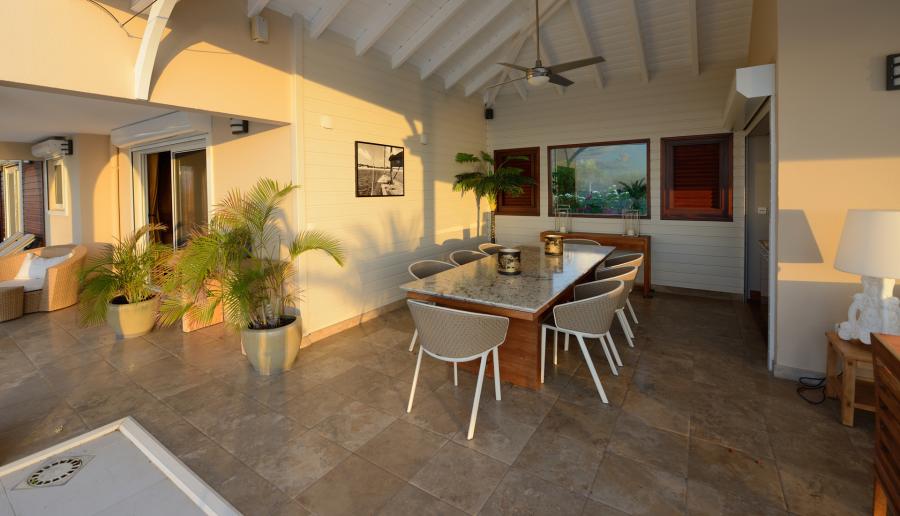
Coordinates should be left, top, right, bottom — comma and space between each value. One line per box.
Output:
661, 133, 733, 221
495, 147, 540, 216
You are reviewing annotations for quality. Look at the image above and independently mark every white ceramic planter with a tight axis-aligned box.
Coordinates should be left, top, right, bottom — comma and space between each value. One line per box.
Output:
107, 296, 159, 339
240, 316, 301, 376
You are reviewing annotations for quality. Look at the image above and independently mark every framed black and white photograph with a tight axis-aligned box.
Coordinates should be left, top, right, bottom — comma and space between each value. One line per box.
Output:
355, 141, 404, 197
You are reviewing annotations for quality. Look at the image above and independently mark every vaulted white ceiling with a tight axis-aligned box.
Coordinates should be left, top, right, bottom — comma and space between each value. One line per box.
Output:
267, 0, 752, 101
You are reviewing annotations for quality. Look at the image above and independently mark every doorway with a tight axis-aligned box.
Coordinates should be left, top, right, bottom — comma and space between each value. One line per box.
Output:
744, 112, 771, 336
2, 162, 23, 239
134, 140, 209, 249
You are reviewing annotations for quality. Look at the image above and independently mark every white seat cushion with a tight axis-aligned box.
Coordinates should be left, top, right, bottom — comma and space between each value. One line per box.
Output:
0, 278, 44, 292
15, 253, 71, 281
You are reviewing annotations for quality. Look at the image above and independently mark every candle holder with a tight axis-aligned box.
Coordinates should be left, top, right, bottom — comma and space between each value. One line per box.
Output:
622, 209, 640, 236
555, 206, 570, 234
544, 234, 564, 256
497, 248, 522, 275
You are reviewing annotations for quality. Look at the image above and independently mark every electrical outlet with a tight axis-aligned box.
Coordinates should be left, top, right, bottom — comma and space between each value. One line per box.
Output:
757, 207, 768, 215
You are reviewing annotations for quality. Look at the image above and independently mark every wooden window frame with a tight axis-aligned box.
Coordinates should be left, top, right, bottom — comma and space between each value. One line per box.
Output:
660, 133, 733, 222
494, 146, 540, 216
547, 139, 651, 219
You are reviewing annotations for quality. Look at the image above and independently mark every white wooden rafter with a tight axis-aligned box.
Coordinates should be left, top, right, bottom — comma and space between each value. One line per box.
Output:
133, 0, 179, 100
483, 35, 529, 104
247, 0, 270, 17
625, 0, 649, 83
419, 0, 514, 80
130, 0, 154, 12
309, 0, 351, 39
568, 0, 604, 88
355, 0, 414, 57
444, 0, 568, 90
391, 0, 466, 69
687, 0, 700, 75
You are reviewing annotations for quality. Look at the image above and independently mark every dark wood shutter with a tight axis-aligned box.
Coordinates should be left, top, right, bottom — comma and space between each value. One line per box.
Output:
495, 147, 539, 216
661, 134, 733, 221
22, 161, 45, 247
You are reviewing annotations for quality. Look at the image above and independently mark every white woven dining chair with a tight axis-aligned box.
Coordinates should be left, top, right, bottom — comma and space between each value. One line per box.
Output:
406, 300, 509, 439
540, 281, 624, 403
407, 260, 457, 359
562, 238, 600, 246
603, 253, 644, 324
449, 249, 487, 266
477, 243, 504, 255
593, 266, 639, 347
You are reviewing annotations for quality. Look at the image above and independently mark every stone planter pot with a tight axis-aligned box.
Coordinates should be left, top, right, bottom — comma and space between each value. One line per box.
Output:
241, 316, 301, 376
107, 296, 159, 338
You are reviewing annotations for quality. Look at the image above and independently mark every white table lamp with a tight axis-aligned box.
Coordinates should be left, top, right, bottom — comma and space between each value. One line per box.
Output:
834, 209, 900, 344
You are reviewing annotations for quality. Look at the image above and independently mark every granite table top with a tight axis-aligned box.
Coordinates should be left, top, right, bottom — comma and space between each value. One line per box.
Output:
400, 244, 615, 314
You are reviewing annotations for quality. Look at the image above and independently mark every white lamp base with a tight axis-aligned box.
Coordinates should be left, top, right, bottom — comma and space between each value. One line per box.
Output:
837, 276, 900, 344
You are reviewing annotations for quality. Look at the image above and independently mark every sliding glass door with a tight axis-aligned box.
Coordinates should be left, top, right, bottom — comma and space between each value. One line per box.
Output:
2, 162, 23, 238
133, 139, 208, 249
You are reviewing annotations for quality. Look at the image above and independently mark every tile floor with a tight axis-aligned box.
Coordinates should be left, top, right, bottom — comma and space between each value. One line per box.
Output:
0, 293, 874, 515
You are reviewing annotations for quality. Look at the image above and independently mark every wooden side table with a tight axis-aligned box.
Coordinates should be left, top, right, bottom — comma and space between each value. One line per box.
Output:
825, 331, 875, 426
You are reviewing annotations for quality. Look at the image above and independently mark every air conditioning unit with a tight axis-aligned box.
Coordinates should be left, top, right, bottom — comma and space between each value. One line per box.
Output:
31, 138, 73, 159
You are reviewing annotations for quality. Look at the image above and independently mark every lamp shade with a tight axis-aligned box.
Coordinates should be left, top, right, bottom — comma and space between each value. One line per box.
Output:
834, 209, 900, 278
527, 75, 550, 87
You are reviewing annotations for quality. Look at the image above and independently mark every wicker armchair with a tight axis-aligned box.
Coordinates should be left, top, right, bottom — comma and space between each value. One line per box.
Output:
0, 245, 87, 313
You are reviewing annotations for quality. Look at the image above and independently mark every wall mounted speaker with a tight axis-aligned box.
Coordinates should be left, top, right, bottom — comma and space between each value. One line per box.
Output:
888, 54, 899, 90
484, 108, 494, 120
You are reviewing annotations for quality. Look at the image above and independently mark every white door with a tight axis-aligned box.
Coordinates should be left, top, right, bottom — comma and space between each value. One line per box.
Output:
2, 163, 23, 238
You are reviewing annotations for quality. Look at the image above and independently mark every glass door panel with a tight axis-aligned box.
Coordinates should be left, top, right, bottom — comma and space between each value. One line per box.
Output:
172, 149, 207, 248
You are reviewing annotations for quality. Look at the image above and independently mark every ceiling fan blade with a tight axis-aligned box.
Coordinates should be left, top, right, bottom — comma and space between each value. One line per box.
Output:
548, 74, 574, 87
548, 56, 606, 74
487, 76, 527, 89
498, 62, 530, 72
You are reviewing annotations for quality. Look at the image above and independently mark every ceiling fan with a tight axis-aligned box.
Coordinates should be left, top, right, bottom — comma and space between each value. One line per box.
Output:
490, 0, 605, 89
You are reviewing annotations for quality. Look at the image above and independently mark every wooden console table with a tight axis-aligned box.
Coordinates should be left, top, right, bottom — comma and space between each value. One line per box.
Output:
825, 331, 875, 426
540, 231, 652, 297
873, 333, 900, 516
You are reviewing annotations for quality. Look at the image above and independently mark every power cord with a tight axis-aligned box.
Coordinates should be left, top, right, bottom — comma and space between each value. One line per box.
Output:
796, 376, 827, 404
84, 0, 158, 38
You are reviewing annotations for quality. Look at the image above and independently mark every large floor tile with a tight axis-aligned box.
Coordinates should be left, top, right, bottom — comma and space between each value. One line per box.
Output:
687, 438, 786, 511
356, 419, 448, 480
589, 452, 686, 516
411, 442, 508, 514
481, 467, 588, 516
513, 427, 603, 496
297, 455, 405, 515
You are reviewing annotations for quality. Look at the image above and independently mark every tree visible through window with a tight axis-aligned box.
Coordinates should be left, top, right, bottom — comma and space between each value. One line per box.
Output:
549, 140, 650, 218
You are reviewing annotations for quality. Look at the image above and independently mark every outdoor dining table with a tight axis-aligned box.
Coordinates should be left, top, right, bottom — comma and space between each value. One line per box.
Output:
400, 243, 615, 389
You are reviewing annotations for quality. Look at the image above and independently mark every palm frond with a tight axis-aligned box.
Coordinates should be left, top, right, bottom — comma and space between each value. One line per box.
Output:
289, 231, 346, 266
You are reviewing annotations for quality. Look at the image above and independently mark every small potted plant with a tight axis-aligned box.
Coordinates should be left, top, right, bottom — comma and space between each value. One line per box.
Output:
160, 179, 345, 375
78, 224, 172, 338
453, 152, 535, 243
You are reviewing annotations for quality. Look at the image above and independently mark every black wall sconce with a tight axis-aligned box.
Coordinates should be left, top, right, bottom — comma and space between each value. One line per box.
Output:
888, 53, 899, 90
230, 118, 249, 134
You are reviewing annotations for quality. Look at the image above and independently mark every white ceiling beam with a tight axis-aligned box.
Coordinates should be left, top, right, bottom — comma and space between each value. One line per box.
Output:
419, 0, 514, 81
568, 0, 604, 88
391, 0, 466, 69
687, 0, 699, 75
247, 0, 270, 17
355, 0, 414, 57
130, 0, 155, 12
625, 0, 649, 83
466, 33, 529, 97
134, 0, 179, 100
308, 0, 350, 39
444, 0, 568, 90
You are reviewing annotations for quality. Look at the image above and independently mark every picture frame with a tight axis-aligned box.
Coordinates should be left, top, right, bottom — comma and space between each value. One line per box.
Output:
355, 141, 404, 197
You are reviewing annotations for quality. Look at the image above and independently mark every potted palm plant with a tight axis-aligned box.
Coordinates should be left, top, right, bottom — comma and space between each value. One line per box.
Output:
453, 152, 535, 243
160, 178, 345, 376
78, 223, 172, 338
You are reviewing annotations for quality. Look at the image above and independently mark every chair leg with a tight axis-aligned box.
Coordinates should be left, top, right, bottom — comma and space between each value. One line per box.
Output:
597, 333, 618, 376
407, 347, 424, 413
540, 325, 547, 384
564, 333, 569, 351
575, 335, 608, 403
408, 329, 418, 352
453, 363, 458, 386
467, 354, 488, 440
617, 310, 634, 348
553, 330, 558, 365
626, 298, 638, 324
492, 347, 501, 401
605, 332, 622, 367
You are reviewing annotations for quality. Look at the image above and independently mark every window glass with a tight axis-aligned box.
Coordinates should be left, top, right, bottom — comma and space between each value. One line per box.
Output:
549, 141, 649, 217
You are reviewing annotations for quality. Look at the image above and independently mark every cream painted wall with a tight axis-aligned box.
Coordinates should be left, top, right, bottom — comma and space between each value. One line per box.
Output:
775, 0, 900, 376
747, 0, 777, 66
0, 0, 292, 123
0, 143, 36, 161
298, 32, 486, 333
487, 69, 746, 293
